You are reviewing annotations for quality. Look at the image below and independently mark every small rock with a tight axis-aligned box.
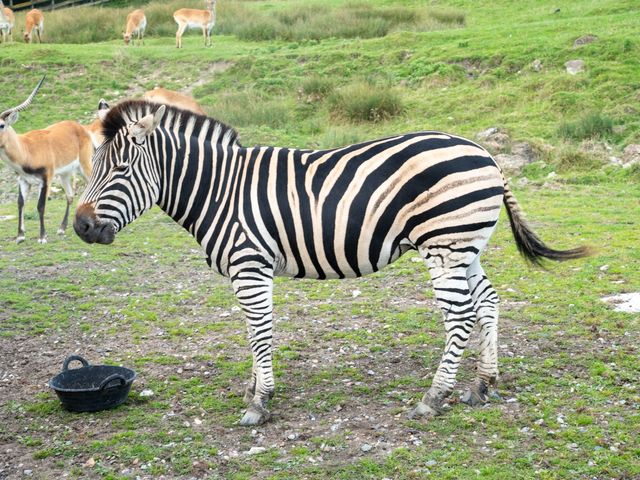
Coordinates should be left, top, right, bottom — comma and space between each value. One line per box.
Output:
476, 127, 499, 140
352, 289, 361, 298
573, 35, 598, 48
139, 389, 154, 398
622, 144, 640, 166
494, 154, 532, 175
245, 446, 266, 455
565, 59, 585, 75
193, 418, 203, 426
511, 141, 537, 162
287, 432, 297, 441
24, 470, 33, 476
84, 458, 96, 468
599, 265, 609, 272
361, 444, 373, 452
425, 459, 437, 467
547, 171, 557, 179
531, 59, 542, 71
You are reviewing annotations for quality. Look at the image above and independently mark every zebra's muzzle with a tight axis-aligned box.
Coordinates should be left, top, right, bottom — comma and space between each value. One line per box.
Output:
73, 204, 116, 245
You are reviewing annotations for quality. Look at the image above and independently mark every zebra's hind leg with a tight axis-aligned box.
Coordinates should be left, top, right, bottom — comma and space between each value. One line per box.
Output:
230, 262, 276, 426
461, 257, 500, 406
409, 250, 478, 419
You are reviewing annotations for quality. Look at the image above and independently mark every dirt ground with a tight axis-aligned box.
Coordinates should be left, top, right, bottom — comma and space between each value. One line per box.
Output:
0, 253, 546, 479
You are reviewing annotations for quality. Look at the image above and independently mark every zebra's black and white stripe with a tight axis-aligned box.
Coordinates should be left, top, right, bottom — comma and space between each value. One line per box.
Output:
74, 101, 589, 425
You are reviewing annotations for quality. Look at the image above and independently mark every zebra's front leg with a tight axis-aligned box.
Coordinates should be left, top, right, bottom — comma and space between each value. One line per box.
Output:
409, 265, 477, 419
230, 264, 275, 426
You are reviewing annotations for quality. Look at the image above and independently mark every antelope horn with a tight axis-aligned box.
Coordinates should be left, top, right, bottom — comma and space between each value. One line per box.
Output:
1, 75, 46, 118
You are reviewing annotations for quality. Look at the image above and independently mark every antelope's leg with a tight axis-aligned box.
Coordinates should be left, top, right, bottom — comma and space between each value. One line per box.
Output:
16, 177, 31, 243
58, 174, 74, 235
176, 24, 187, 48
36, 176, 49, 244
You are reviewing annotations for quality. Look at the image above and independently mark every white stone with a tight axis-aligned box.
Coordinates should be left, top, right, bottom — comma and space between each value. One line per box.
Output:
601, 292, 640, 313
565, 59, 585, 75
245, 446, 267, 455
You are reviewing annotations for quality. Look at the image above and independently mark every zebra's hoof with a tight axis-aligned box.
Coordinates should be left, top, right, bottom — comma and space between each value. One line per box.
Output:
407, 401, 441, 420
462, 379, 489, 406
37, 236, 48, 244
240, 403, 271, 426
15, 235, 25, 244
57, 228, 65, 235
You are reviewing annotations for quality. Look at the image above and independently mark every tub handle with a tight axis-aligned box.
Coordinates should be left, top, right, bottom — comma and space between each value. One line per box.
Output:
99, 374, 127, 390
62, 355, 90, 372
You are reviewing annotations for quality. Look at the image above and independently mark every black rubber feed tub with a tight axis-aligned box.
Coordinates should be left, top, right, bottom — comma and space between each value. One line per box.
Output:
49, 355, 136, 412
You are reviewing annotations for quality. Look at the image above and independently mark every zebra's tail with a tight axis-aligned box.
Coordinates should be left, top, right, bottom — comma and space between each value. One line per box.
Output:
502, 179, 592, 266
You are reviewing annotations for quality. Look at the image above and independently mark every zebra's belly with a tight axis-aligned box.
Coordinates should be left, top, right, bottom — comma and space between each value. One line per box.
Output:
275, 239, 413, 279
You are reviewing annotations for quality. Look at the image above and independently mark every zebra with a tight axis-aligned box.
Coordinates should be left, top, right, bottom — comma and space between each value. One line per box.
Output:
73, 100, 590, 426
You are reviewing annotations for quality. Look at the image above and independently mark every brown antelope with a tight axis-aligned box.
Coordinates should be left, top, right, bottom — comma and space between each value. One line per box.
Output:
142, 87, 206, 115
123, 9, 146, 46
83, 99, 110, 148
0, 3, 14, 43
0, 78, 93, 243
23, 8, 43, 44
174, 0, 216, 48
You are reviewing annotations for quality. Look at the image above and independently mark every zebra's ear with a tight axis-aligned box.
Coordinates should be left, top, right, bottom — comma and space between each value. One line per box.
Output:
129, 105, 166, 141
97, 99, 110, 121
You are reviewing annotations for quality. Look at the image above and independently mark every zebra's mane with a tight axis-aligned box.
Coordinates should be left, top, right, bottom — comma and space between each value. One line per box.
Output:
101, 99, 241, 146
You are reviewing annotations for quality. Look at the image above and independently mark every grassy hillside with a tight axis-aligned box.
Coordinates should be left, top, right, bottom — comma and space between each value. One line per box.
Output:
0, 1, 639, 479
2, 0, 639, 176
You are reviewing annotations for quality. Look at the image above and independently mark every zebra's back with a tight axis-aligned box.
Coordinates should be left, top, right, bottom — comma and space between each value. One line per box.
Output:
238, 131, 505, 279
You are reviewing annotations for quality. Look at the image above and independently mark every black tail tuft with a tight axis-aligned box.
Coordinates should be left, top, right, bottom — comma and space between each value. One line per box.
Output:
503, 183, 592, 266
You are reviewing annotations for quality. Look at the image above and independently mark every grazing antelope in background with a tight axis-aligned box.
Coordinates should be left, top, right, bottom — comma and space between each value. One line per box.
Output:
0, 77, 94, 243
143, 87, 206, 115
83, 99, 110, 148
123, 9, 146, 46
0, 2, 14, 43
174, 0, 216, 48
23, 8, 43, 44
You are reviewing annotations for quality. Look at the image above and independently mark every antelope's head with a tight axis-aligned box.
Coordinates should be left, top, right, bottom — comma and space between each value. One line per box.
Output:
74, 102, 166, 245
123, 32, 131, 45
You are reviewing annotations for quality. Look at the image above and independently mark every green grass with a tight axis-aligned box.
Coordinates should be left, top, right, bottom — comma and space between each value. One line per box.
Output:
558, 112, 615, 140
328, 81, 405, 122
0, 0, 639, 479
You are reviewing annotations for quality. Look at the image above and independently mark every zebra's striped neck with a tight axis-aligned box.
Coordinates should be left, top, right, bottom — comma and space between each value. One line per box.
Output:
153, 114, 243, 270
